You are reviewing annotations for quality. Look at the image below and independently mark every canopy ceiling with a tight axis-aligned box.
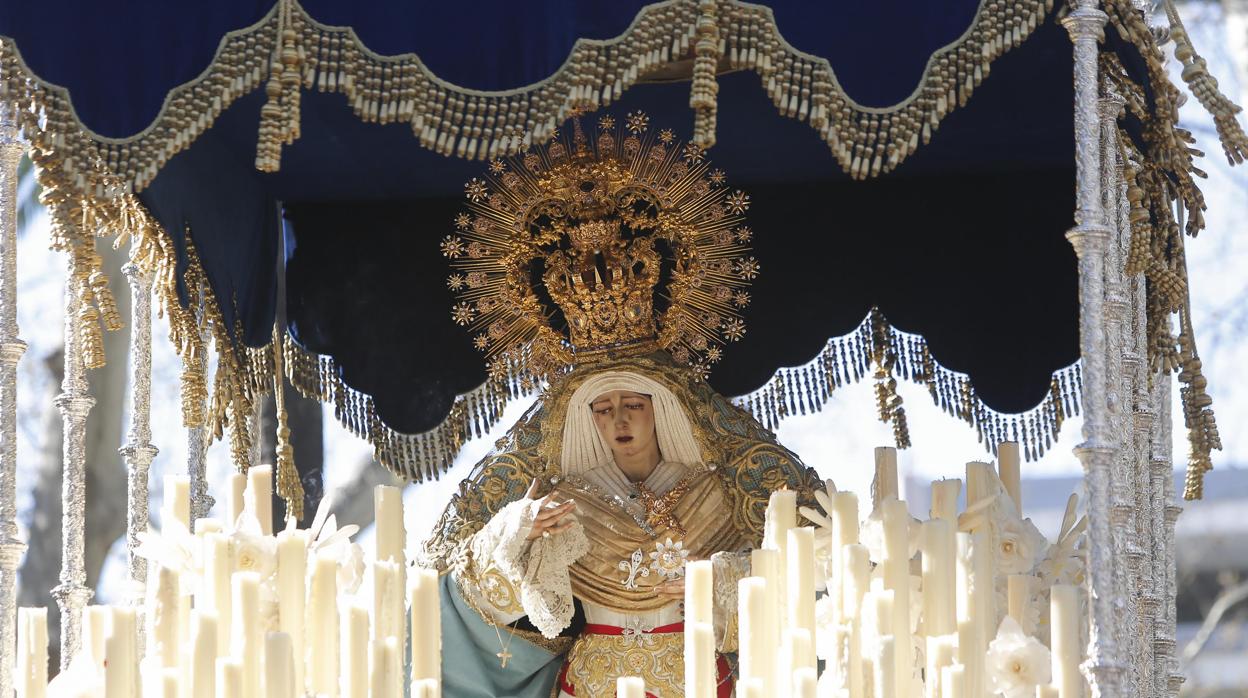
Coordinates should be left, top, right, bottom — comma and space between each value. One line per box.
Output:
0, 0, 1229, 487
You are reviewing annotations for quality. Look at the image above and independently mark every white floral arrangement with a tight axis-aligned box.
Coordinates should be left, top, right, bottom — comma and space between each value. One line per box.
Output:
801, 465, 1088, 698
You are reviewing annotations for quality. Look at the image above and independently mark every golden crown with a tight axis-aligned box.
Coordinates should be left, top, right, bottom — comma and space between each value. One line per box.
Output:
442, 111, 758, 386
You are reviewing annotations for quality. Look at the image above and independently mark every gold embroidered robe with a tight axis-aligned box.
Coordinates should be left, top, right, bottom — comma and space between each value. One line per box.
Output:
460, 460, 751, 697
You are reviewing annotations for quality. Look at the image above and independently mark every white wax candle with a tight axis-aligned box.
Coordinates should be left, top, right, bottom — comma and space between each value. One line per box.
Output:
82, 605, 110, 669
1008, 575, 1033, 632
194, 518, 222, 536
942, 663, 966, 698
343, 602, 369, 698
374, 485, 406, 564
925, 634, 957, 698
868, 590, 895, 646
617, 677, 646, 698
830, 491, 859, 625
873, 447, 899, 507
842, 541, 870, 698
794, 666, 817, 698
409, 568, 441, 685
147, 564, 180, 669
825, 622, 850, 693
225, 472, 246, 529
749, 548, 780, 696
373, 559, 403, 643
1051, 585, 1083, 698
685, 560, 713, 626
738, 577, 768, 683
105, 607, 137, 698
1036, 685, 1060, 698
930, 479, 961, 523
784, 627, 814, 679
410, 679, 440, 698
246, 465, 273, 535
164, 476, 191, 530
189, 612, 218, 698
971, 530, 995, 637
787, 526, 816, 662
764, 489, 796, 648
265, 632, 295, 698
842, 544, 870, 621
232, 572, 262, 698
881, 499, 913, 696
737, 678, 765, 698
955, 532, 972, 625
685, 621, 715, 698
215, 658, 242, 698
369, 637, 401, 698
201, 533, 231, 657
964, 461, 995, 510
921, 519, 956, 637
161, 668, 178, 698
998, 441, 1022, 514
17, 607, 47, 698
276, 530, 306, 693
874, 635, 896, 698
956, 531, 992, 698
308, 553, 340, 696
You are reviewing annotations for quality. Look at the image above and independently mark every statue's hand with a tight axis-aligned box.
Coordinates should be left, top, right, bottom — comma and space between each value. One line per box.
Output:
524, 478, 578, 541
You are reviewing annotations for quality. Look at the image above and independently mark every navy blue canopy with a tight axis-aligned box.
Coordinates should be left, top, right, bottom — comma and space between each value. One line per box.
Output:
1, 0, 1112, 475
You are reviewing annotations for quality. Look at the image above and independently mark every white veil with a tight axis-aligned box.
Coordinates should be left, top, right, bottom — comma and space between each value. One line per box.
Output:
558, 371, 705, 477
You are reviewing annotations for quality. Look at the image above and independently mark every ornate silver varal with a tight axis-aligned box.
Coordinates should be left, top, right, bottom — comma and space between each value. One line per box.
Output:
187, 292, 212, 525
51, 252, 95, 669
120, 256, 158, 613
0, 103, 29, 698
1099, 86, 1141, 697
1063, 2, 1126, 696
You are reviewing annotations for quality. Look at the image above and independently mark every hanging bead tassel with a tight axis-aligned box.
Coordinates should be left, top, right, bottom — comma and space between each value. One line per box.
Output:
690, 0, 721, 148
1165, 0, 1248, 164
271, 323, 304, 520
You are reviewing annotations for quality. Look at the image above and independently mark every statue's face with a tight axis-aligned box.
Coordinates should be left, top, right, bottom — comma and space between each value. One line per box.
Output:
590, 390, 658, 461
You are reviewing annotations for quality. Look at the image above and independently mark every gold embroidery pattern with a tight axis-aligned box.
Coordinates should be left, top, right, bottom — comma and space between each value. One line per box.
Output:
479, 567, 523, 615
565, 632, 685, 698
636, 476, 695, 537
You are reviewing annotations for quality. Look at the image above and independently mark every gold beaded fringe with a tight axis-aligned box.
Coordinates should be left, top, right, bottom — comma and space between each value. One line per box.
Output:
732, 308, 1081, 464
281, 333, 531, 482
2, 0, 1055, 188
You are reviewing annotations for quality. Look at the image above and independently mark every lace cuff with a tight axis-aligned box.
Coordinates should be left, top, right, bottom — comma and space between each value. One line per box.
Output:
710, 550, 752, 653
469, 498, 590, 638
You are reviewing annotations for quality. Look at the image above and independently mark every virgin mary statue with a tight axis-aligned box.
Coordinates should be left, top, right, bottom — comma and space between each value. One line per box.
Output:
421, 112, 821, 697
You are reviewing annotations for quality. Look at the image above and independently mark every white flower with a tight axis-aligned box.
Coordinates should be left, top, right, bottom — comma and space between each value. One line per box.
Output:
995, 515, 1048, 575
230, 527, 277, 582
649, 538, 689, 579
986, 616, 1052, 698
